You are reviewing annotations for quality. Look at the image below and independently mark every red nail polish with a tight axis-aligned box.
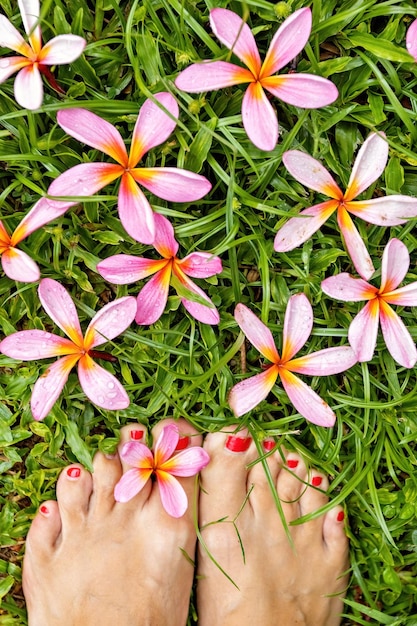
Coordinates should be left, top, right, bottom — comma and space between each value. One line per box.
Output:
175, 436, 190, 451
225, 435, 251, 452
130, 430, 144, 441
287, 459, 299, 469
40, 504, 49, 515
263, 440, 275, 452
312, 476, 323, 487
337, 511, 345, 522
67, 467, 81, 479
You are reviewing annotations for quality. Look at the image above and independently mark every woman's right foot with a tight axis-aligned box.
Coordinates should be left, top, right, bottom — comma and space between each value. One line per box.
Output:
197, 429, 349, 626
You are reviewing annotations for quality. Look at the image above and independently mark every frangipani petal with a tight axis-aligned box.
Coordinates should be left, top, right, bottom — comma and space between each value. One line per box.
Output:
288, 346, 357, 376
119, 441, 154, 467
383, 282, 417, 306
1, 247, 40, 282
11, 197, 72, 244
129, 92, 179, 166
261, 7, 311, 76
0, 16, 32, 56
78, 354, 130, 410
234, 303, 279, 362
178, 271, 220, 325
0, 57, 30, 83
154, 423, 180, 466
281, 293, 312, 362
14, 64, 43, 109
0, 329, 79, 360
38, 34, 86, 64
241, 81, 278, 151
321, 273, 377, 302
153, 212, 179, 259
279, 368, 336, 427
131, 167, 211, 203
163, 446, 210, 477
379, 238, 409, 293
348, 299, 379, 362
31, 354, 80, 421
38, 278, 83, 347
114, 467, 153, 502
262, 74, 338, 108
18, 0, 41, 51
84, 296, 137, 349
282, 151, 342, 198
346, 196, 417, 225
57, 109, 128, 164
209, 8, 261, 76
228, 365, 279, 417
156, 470, 188, 518
135, 265, 171, 325
344, 132, 388, 201
274, 200, 339, 252
177, 252, 222, 278
97, 255, 167, 284
406, 18, 417, 62
48, 162, 123, 204
118, 172, 155, 244
337, 206, 375, 280
379, 300, 417, 368
175, 60, 253, 92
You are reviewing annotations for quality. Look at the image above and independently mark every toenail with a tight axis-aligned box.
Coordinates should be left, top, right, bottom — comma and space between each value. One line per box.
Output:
175, 436, 190, 451
287, 459, 299, 469
67, 467, 81, 479
263, 440, 275, 452
337, 511, 345, 522
130, 429, 144, 440
312, 476, 323, 487
225, 435, 251, 452
40, 504, 49, 515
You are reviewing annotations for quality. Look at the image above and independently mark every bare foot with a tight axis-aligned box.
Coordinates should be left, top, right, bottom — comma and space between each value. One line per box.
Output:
23, 419, 201, 626
197, 429, 349, 626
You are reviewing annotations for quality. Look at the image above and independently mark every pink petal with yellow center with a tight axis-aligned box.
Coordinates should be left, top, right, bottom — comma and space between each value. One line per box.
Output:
274, 200, 339, 252
135, 264, 171, 325
118, 172, 155, 244
337, 205, 375, 280
175, 268, 220, 325
119, 441, 154, 468
406, 19, 417, 61
153, 213, 178, 259
1, 247, 39, 282
348, 299, 380, 362
383, 282, 417, 307
129, 92, 179, 167
38, 34, 86, 65
114, 467, 153, 503
57, 109, 128, 164
11, 197, 73, 244
209, 8, 261, 77
287, 346, 357, 376
31, 354, 81, 421
131, 167, 211, 202
84, 296, 137, 349
262, 74, 338, 108
162, 446, 210, 477
0, 329, 79, 360
0, 221, 10, 248
279, 367, 336, 427
97, 255, 167, 284
241, 81, 278, 151
38, 278, 84, 347
14, 64, 43, 110
282, 151, 342, 198
379, 238, 409, 294
281, 293, 312, 362
234, 303, 279, 362
0, 16, 32, 56
48, 162, 123, 205
154, 423, 180, 466
379, 300, 417, 368
0, 56, 30, 83
345, 196, 417, 225
344, 132, 388, 201
261, 8, 311, 77
228, 365, 279, 417
18, 0, 41, 53
156, 470, 188, 518
177, 252, 222, 278
321, 273, 377, 302
78, 353, 130, 410
175, 60, 254, 92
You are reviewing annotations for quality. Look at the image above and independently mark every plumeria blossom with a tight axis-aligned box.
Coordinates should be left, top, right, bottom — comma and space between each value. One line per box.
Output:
0, 278, 137, 420
47, 93, 212, 244
175, 7, 338, 151
228, 296, 357, 426
406, 19, 417, 61
97, 212, 222, 325
275, 132, 417, 280
0, 0, 86, 110
114, 423, 210, 518
0, 197, 73, 282
321, 238, 417, 368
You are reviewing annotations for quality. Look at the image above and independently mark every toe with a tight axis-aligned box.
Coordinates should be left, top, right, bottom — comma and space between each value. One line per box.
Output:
299, 470, 330, 518
275, 452, 309, 523
323, 506, 349, 554
88, 451, 123, 516
55, 464, 93, 529
26, 500, 62, 554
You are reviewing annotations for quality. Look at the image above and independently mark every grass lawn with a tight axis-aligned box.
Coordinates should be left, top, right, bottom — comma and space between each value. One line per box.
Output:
1, 0, 417, 623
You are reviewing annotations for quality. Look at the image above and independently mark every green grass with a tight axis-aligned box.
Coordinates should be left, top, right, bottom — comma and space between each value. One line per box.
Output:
1, 0, 417, 623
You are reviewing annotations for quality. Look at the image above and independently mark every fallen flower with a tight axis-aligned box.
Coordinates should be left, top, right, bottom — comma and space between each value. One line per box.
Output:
175, 7, 338, 151
321, 238, 417, 368
48, 93, 212, 244
275, 132, 417, 280
228, 296, 357, 426
97, 212, 222, 325
406, 18, 417, 61
0, 278, 136, 420
0, 0, 86, 109
114, 423, 210, 518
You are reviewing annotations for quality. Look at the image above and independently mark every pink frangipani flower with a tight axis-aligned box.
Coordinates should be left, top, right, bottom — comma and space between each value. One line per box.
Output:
228, 296, 357, 426
0, 278, 137, 420
97, 212, 222, 325
114, 423, 210, 518
175, 8, 338, 151
48, 93, 212, 244
406, 19, 417, 61
0, 197, 73, 282
0, 0, 86, 110
321, 238, 417, 368
275, 132, 417, 280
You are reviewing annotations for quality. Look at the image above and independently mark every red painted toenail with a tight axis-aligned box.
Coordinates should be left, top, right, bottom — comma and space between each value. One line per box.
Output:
287, 459, 299, 468
40, 505, 49, 515
225, 435, 251, 452
175, 436, 190, 451
312, 476, 323, 487
263, 440, 275, 451
337, 511, 345, 522
67, 467, 81, 479
130, 430, 144, 440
